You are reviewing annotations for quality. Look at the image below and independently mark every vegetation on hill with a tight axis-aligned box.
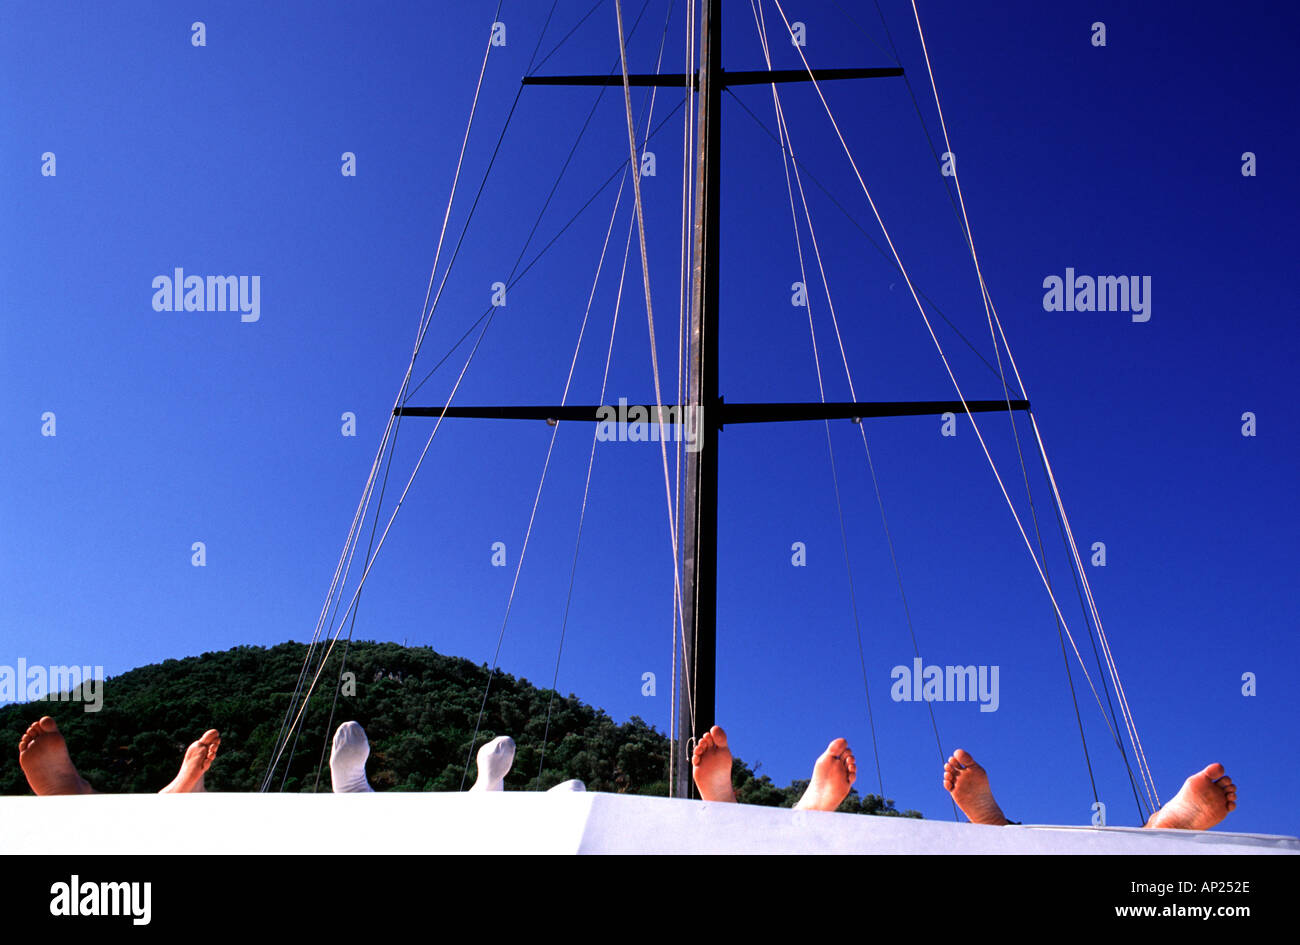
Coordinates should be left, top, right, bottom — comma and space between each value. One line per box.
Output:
0, 641, 921, 816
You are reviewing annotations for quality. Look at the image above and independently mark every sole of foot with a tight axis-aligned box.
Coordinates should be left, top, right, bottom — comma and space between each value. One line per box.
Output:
793, 737, 856, 812
691, 725, 736, 803
1145, 763, 1236, 830
943, 748, 1009, 826
18, 717, 94, 796
159, 729, 221, 794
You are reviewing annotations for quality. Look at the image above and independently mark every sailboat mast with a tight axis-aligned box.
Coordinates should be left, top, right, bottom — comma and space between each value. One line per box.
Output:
398, 3, 1003, 799
674, 0, 721, 799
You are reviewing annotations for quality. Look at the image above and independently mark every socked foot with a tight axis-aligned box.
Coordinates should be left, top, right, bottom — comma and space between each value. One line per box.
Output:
330, 721, 374, 794
1144, 764, 1236, 830
159, 730, 220, 794
18, 717, 95, 796
691, 725, 736, 803
794, 737, 856, 811
471, 735, 515, 792
944, 748, 1009, 825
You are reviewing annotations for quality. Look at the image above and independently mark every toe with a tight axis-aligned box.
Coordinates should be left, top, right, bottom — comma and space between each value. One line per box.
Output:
691, 738, 710, 764
952, 748, 975, 767
1201, 763, 1225, 780
709, 725, 728, 749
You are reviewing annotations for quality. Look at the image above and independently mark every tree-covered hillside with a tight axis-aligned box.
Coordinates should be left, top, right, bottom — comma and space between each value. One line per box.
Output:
0, 641, 921, 816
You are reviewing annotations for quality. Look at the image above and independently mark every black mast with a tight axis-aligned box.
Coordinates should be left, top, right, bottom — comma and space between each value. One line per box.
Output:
676, 0, 721, 800
396, 1, 1023, 798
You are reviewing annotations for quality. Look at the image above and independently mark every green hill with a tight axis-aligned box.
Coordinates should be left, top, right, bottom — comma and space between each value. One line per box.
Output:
0, 640, 921, 816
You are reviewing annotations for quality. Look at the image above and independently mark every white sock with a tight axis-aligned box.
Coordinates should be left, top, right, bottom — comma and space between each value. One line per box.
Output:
330, 721, 374, 793
547, 779, 586, 792
470, 735, 515, 791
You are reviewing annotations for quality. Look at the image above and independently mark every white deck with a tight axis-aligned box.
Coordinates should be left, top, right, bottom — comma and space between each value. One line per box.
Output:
1, 792, 1295, 854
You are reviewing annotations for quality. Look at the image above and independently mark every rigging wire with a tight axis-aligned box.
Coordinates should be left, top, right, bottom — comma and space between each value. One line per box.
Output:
272, 0, 1160, 817
845, 0, 1105, 814
404, 1, 678, 405
271, 0, 621, 790
267, 303, 498, 790
534, 0, 680, 789
404, 98, 687, 406
1029, 411, 1160, 811
825, 0, 1143, 817
1035, 424, 1150, 820
309, 374, 410, 791
453, 0, 674, 788
722, 89, 1008, 384
262, 0, 515, 790
749, 0, 886, 801
530, 0, 608, 76
895, 3, 1095, 806
457, 198, 625, 789
904, 0, 1157, 813
668, 0, 698, 796
536, 200, 637, 788
614, 0, 695, 743
763, 0, 1145, 800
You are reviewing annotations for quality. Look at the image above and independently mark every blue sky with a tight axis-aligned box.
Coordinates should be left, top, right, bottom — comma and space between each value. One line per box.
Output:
3, 0, 1297, 835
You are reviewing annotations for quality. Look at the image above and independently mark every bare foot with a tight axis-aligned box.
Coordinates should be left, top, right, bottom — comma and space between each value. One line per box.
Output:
18, 717, 95, 796
944, 748, 1009, 825
1144, 763, 1236, 830
691, 725, 736, 803
794, 737, 856, 811
159, 730, 220, 794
